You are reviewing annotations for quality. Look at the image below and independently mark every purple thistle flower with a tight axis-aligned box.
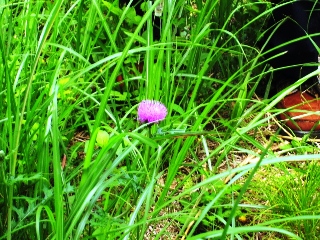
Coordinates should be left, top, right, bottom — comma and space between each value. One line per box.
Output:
138, 100, 167, 123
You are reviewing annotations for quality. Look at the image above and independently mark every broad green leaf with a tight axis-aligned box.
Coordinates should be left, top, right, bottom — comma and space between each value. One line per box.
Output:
96, 130, 110, 148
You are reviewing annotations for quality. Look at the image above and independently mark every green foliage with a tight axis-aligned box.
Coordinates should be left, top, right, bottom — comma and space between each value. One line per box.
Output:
1, 0, 320, 239
262, 161, 320, 239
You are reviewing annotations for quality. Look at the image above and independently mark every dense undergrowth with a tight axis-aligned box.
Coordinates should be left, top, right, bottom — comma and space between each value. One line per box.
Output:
1, 0, 320, 239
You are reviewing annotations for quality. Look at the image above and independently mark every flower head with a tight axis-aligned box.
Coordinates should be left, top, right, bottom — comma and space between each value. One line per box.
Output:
138, 100, 167, 123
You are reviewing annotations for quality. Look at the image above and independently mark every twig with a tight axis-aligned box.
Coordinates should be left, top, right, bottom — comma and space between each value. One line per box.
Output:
277, 134, 320, 142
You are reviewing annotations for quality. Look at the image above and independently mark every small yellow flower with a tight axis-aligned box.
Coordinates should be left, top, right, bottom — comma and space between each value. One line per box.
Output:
238, 215, 247, 223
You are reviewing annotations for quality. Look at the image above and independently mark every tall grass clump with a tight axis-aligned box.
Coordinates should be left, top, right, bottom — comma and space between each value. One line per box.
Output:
1, 0, 320, 239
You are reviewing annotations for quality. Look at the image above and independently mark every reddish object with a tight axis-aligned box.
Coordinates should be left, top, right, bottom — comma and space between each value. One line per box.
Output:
116, 74, 124, 88
278, 91, 320, 131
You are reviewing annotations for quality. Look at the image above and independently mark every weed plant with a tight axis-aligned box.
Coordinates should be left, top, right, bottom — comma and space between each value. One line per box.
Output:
1, 0, 320, 239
